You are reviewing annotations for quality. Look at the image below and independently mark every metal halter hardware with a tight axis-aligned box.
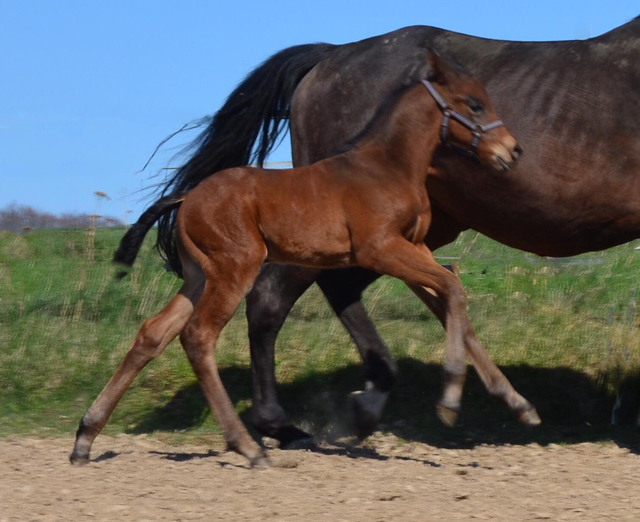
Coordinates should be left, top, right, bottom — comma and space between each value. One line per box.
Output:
421, 79, 504, 158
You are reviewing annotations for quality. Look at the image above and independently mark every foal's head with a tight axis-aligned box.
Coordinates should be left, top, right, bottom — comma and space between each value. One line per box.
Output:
423, 49, 522, 173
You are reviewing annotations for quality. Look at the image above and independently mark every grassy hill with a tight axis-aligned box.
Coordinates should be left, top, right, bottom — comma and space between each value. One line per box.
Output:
1, 227, 638, 447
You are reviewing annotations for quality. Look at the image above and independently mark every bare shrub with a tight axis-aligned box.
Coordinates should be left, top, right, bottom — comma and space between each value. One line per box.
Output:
0, 203, 123, 233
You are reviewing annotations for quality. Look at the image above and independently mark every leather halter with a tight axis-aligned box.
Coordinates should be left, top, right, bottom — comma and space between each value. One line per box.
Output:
421, 79, 504, 158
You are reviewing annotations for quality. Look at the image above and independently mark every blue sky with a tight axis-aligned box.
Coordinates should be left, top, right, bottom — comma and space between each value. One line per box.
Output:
1, 1, 637, 221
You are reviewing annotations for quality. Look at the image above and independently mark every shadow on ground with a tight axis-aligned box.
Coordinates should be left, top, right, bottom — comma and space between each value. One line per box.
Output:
127, 359, 640, 453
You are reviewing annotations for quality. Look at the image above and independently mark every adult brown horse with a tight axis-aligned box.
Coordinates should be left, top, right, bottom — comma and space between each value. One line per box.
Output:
70, 50, 522, 466
149, 16, 639, 445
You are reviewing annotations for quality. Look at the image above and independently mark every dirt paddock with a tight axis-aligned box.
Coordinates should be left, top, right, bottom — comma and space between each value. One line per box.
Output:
1, 434, 639, 521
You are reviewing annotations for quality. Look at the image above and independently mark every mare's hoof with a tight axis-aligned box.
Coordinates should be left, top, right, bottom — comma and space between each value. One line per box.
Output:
69, 451, 90, 466
518, 407, 542, 426
436, 404, 459, 427
269, 426, 315, 450
280, 437, 316, 451
350, 389, 388, 440
249, 454, 271, 469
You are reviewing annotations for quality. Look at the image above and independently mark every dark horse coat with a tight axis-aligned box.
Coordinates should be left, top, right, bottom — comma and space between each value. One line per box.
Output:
155, 16, 640, 443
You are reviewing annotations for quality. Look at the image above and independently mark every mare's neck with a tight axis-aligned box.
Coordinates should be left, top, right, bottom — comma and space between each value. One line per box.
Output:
355, 84, 443, 186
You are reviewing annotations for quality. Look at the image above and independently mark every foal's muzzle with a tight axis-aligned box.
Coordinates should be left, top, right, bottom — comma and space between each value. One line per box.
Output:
493, 141, 523, 173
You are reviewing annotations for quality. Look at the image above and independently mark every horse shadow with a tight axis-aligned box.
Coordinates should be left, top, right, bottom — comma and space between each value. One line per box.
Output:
127, 359, 640, 455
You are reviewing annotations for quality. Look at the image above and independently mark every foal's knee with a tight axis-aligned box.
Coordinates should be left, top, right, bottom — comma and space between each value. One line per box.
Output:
130, 319, 168, 363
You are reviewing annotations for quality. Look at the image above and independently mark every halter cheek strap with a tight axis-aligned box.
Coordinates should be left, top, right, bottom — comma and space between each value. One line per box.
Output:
421, 79, 504, 158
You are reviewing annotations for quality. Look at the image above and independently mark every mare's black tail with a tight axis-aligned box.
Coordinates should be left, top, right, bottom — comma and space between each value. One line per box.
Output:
155, 42, 337, 277
114, 194, 185, 278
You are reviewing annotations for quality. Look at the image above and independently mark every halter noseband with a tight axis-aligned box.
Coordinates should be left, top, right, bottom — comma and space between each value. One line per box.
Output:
421, 79, 504, 158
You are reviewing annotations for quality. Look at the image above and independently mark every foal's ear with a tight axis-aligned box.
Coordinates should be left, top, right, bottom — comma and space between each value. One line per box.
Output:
425, 47, 449, 84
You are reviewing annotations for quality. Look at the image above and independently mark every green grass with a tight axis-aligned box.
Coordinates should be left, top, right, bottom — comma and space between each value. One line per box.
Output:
0, 227, 639, 448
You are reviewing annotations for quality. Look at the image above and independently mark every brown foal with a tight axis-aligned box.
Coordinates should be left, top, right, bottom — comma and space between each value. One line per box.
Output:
71, 50, 529, 468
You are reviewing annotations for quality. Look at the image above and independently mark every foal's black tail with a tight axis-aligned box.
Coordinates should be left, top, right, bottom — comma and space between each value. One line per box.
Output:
155, 42, 337, 277
113, 194, 185, 278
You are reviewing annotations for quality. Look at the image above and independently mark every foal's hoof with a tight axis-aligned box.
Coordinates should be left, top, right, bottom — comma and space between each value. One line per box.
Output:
518, 407, 542, 426
350, 389, 388, 440
436, 404, 459, 427
249, 454, 271, 469
69, 451, 90, 466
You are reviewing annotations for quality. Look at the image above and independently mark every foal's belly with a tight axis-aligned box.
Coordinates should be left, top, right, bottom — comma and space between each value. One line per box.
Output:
262, 220, 354, 268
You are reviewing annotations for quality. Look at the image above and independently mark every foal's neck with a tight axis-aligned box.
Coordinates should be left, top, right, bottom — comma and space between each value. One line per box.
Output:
356, 84, 443, 186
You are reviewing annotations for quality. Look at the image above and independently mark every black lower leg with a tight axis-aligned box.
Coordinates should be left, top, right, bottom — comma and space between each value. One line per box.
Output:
246, 264, 321, 445
318, 268, 398, 391
318, 268, 398, 438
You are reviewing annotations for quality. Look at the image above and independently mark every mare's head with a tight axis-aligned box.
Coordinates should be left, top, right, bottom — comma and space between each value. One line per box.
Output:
423, 49, 522, 173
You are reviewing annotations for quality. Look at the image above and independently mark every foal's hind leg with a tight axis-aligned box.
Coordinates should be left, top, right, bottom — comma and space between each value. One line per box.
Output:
408, 285, 540, 426
181, 263, 268, 467
70, 283, 201, 465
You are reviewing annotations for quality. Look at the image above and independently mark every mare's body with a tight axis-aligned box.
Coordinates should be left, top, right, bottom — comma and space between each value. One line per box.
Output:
98, 18, 639, 444
237, 19, 640, 442
291, 23, 640, 256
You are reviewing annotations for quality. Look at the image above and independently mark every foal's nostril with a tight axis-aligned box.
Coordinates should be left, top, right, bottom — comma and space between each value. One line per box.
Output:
511, 144, 523, 161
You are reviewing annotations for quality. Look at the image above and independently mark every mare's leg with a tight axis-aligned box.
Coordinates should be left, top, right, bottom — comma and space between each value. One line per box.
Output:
247, 264, 398, 443
357, 239, 539, 425
316, 268, 398, 439
245, 264, 322, 444
70, 283, 202, 465
408, 285, 540, 426
181, 266, 269, 467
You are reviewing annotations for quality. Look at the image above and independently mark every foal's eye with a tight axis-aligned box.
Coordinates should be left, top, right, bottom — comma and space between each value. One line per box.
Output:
466, 97, 484, 114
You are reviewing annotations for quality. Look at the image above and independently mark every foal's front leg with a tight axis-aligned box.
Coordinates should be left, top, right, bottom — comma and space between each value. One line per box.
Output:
408, 285, 540, 426
357, 238, 539, 426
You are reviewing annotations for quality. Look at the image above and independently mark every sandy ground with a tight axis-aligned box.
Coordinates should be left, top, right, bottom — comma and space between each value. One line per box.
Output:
1, 434, 639, 522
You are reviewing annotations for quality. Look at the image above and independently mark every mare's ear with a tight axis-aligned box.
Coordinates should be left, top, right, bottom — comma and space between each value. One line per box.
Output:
425, 47, 449, 85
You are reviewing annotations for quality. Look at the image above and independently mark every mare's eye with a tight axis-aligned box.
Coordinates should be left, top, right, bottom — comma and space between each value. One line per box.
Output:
466, 97, 484, 114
